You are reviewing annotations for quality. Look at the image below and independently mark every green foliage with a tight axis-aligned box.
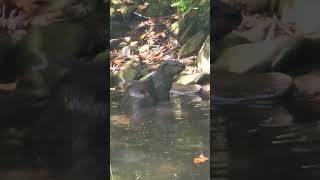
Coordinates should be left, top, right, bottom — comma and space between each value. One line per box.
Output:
171, 0, 209, 16
170, 21, 180, 35
171, 0, 193, 14
172, 0, 210, 34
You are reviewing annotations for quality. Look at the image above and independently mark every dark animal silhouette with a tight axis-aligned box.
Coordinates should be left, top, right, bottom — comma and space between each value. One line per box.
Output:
121, 60, 185, 115
33, 63, 107, 180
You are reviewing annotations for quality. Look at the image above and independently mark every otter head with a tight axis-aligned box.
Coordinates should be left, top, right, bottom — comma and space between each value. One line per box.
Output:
158, 60, 185, 77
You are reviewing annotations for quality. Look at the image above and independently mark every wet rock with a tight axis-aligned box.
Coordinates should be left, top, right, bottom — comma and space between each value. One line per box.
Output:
180, 56, 197, 66
176, 73, 204, 85
200, 84, 210, 100
213, 33, 250, 61
212, 71, 293, 106
196, 35, 210, 73
178, 31, 207, 59
110, 38, 121, 49
170, 83, 202, 96
177, 23, 193, 45
195, 73, 210, 85
214, 36, 302, 73
117, 60, 149, 84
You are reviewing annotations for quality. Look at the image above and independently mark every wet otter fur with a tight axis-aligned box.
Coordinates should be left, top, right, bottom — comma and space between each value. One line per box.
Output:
121, 60, 185, 114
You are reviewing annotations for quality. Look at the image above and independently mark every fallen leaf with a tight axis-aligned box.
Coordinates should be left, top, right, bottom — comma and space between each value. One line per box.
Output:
138, 5, 148, 11
153, 52, 164, 61
193, 153, 208, 165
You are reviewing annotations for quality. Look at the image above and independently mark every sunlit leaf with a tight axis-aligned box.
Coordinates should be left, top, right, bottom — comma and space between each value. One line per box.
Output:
193, 153, 208, 165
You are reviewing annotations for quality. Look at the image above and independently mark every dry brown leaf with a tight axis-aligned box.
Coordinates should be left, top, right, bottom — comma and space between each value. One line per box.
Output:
138, 5, 148, 11
153, 49, 161, 56
145, 52, 153, 60
193, 153, 208, 165
153, 52, 164, 61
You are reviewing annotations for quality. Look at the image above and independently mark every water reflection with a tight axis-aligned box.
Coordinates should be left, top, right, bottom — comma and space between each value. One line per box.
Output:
110, 91, 210, 180
212, 104, 320, 180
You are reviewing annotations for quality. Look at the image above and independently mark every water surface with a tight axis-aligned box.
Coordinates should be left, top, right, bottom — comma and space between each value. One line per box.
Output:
110, 91, 210, 180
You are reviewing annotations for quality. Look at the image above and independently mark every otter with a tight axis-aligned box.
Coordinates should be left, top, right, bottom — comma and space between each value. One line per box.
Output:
121, 60, 185, 114
33, 63, 107, 180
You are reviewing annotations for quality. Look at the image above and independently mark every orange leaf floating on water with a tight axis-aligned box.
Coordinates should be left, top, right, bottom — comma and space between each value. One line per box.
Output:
193, 153, 208, 165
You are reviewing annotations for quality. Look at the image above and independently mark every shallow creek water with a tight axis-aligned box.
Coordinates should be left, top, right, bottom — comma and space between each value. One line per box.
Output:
110, 90, 210, 180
